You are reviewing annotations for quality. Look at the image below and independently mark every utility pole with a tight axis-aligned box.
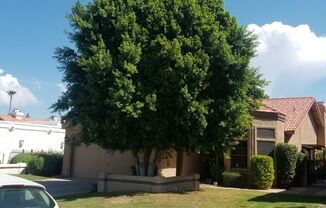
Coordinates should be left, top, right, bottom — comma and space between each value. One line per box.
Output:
7, 90, 16, 113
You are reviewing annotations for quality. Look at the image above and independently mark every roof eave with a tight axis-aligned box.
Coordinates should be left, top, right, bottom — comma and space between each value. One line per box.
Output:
285, 129, 295, 135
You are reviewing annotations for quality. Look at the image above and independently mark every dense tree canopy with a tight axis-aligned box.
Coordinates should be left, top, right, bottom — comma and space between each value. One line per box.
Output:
53, 0, 267, 176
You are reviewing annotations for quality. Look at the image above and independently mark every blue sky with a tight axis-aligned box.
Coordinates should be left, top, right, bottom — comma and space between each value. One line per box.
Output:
1, 1, 326, 118
0, 1, 78, 118
225, 0, 326, 101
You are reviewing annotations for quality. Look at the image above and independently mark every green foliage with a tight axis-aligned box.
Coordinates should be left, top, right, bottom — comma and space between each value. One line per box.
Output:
52, 0, 267, 174
275, 143, 298, 188
37, 152, 63, 176
315, 150, 326, 179
222, 171, 248, 188
28, 156, 44, 175
10, 152, 63, 176
208, 153, 225, 182
250, 155, 274, 190
10, 153, 35, 164
293, 151, 306, 186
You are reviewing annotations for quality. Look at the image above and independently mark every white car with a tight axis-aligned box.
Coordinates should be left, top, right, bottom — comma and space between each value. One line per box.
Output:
0, 174, 59, 208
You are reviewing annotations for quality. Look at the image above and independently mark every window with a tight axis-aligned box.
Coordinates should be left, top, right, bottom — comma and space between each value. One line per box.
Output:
231, 141, 248, 169
257, 141, 275, 156
257, 128, 275, 139
19, 140, 24, 148
0, 187, 55, 208
256, 128, 275, 156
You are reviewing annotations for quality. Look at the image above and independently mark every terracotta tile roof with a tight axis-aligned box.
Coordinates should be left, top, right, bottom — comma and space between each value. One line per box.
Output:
0, 115, 58, 126
255, 104, 286, 115
257, 97, 316, 133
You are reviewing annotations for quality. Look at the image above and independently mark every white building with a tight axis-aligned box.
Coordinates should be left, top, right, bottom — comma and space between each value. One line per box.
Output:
0, 110, 65, 164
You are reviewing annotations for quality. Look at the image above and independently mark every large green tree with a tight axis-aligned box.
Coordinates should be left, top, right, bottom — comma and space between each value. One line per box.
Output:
53, 0, 266, 176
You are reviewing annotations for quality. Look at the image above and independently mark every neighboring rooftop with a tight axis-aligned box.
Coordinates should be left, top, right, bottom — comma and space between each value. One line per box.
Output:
0, 109, 61, 127
257, 97, 323, 134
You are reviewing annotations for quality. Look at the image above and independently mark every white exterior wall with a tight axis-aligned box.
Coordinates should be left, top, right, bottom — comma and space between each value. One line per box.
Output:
0, 121, 65, 164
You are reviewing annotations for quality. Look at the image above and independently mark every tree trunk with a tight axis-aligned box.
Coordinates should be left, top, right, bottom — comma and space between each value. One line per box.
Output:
147, 149, 158, 177
137, 152, 146, 176
133, 149, 166, 177
133, 153, 141, 176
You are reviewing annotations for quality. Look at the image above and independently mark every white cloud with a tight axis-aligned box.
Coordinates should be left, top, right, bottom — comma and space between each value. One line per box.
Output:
0, 69, 38, 107
29, 78, 45, 90
248, 22, 326, 96
57, 83, 67, 93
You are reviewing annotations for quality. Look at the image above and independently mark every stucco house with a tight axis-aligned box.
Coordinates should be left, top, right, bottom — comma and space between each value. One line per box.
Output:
228, 97, 325, 171
62, 97, 326, 183
0, 110, 65, 164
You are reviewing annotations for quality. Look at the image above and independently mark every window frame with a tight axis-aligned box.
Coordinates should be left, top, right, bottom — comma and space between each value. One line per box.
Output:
230, 138, 249, 170
255, 126, 276, 156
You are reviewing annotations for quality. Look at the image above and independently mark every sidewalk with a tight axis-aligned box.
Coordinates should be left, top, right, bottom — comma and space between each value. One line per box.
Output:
201, 180, 326, 197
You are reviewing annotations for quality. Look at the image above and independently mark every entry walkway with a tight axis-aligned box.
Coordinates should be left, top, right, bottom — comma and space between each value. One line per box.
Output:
286, 180, 326, 196
201, 180, 326, 197
36, 178, 97, 197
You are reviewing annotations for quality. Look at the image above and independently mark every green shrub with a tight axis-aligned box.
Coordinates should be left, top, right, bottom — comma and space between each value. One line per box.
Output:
293, 152, 306, 186
222, 171, 248, 188
250, 155, 274, 190
275, 143, 298, 188
36, 152, 63, 176
209, 157, 225, 183
10, 153, 35, 164
10, 152, 63, 176
28, 156, 44, 175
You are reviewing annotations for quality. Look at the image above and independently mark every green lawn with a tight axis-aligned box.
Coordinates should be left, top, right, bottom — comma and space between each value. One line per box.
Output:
13, 174, 51, 181
56, 188, 326, 208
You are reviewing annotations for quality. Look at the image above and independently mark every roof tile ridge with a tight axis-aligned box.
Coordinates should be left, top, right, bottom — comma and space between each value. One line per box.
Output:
289, 98, 316, 132
261, 104, 286, 115
265, 96, 315, 100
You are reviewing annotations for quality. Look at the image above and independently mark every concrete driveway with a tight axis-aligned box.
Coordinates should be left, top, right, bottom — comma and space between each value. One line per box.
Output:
36, 178, 97, 197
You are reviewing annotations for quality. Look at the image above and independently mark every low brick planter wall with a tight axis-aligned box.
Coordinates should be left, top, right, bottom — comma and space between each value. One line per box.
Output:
0, 163, 27, 174
98, 173, 200, 193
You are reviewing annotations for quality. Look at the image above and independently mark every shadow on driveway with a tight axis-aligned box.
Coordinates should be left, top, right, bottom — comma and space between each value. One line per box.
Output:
37, 178, 97, 197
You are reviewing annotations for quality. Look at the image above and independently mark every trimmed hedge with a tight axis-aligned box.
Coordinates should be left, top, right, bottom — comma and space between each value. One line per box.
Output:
10, 153, 35, 164
222, 171, 248, 188
28, 156, 45, 175
250, 155, 274, 190
9, 152, 63, 176
275, 143, 298, 188
37, 152, 63, 176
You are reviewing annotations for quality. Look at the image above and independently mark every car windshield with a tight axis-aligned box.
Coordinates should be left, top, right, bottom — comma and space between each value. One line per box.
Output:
0, 186, 55, 208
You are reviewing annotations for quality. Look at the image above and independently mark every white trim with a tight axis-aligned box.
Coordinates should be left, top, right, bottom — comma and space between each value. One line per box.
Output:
0, 121, 65, 134
0, 120, 63, 129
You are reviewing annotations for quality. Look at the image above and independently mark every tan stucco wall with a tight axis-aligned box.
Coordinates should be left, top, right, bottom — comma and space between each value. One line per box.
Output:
251, 116, 284, 157
98, 173, 200, 193
72, 144, 134, 178
225, 113, 285, 171
286, 111, 318, 150
61, 124, 80, 177
158, 151, 177, 177
62, 124, 179, 178
67, 143, 179, 179
252, 119, 285, 144
317, 108, 326, 147
180, 152, 203, 176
